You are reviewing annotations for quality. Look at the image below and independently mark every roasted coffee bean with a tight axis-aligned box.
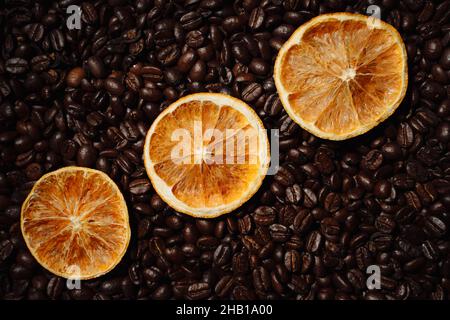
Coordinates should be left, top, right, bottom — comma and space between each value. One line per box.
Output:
177, 50, 197, 73
249, 58, 269, 75
397, 122, 414, 147
215, 275, 234, 298
66, 67, 85, 88
77, 144, 97, 167
87, 56, 106, 78
6, 58, 28, 74
424, 38, 442, 60
47, 277, 64, 299
105, 78, 125, 96
49, 29, 65, 51
374, 180, 392, 199
424, 216, 447, 238
254, 206, 276, 226
293, 209, 313, 233
362, 150, 383, 171
422, 240, 439, 260
253, 266, 271, 293
375, 214, 396, 233
129, 179, 151, 195
441, 47, 450, 69
213, 244, 232, 266
324, 192, 341, 212
306, 231, 322, 253
140, 87, 163, 102
157, 44, 180, 66
286, 184, 302, 204
0, 240, 13, 263
24, 23, 44, 42
189, 60, 207, 82
241, 82, 262, 102
270, 224, 291, 242
180, 12, 203, 31
187, 283, 210, 300
303, 188, 317, 208
284, 250, 301, 272
249, 7, 265, 30
264, 93, 282, 116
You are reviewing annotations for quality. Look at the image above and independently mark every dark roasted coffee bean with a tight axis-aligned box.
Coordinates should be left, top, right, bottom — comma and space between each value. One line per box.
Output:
362, 150, 383, 171
49, 29, 65, 51
284, 250, 300, 272
6, 58, 28, 74
215, 275, 234, 298
180, 12, 203, 31
422, 240, 439, 260
0, 240, 13, 263
424, 216, 446, 238
222, 16, 245, 34
264, 93, 282, 116
129, 179, 151, 195
66, 67, 85, 88
286, 184, 302, 204
105, 77, 125, 96
213, 244, 232, 266
87, 56, 106, 78
249, 7, 265, 30
241, 83, 262, 102
375, 214, 396, 233
324, 192, 341, 212
140, 87, 163, 102
47, 277, 64, 299
77, 144, 97, 167
157, 44, 180, 66
374, 180, 392, 199
187, 283, 210, 300
303, 188, 317, 208
419, 82, 444, 106
397, 122, 414, 147
424, 38, 442, 60
381, 142, 402, 160
440, 47, 450, 69
253, 266, 271, 293
177, 50, 197, 73
254, 206, 276, 226
306, 231, 322, 253
269, 224, 290, 242
293, 209, 313, 233
189, 60, 207, 81
249, 58, 269, 75
24, 23, 44, 42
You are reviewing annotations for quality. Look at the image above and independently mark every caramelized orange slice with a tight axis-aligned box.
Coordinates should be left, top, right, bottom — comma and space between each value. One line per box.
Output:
21, 167, 130, 279
144, 93, 270, 218
274, 13, 408, 140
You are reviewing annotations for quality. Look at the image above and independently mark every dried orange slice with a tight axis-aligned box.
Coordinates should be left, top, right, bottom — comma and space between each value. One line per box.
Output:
21, 167, 130, 280
144, 93, 270, 218
274, 13, 408, 140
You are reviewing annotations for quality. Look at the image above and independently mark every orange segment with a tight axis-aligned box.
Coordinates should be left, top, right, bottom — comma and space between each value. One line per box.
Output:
21, 167, 130, 280
144, 93, 270, 218
274, 13, 408, 140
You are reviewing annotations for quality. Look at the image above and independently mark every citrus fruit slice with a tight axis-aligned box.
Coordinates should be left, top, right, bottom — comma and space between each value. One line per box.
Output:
21, 166, 130, 280
274, 13, 408, 140
144, 93, 270, 218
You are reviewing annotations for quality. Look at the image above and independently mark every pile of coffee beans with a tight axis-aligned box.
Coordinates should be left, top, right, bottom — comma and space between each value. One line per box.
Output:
1, 0, 449, 300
